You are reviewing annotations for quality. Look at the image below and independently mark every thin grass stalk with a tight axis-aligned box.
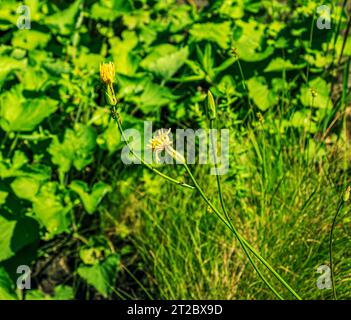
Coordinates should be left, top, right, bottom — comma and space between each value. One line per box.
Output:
209, 119, 284, 300
182, 163, 302, 300
329, 199, 343, 300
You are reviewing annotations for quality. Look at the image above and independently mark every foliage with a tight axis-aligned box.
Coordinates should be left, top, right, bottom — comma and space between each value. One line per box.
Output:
0, 0, 350, 299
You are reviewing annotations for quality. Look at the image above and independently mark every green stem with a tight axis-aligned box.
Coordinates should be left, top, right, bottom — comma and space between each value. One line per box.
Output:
183, 163, 302, 300
111, 106, 194, 190
329, 199, 343, 300
209, 119, 284, 300
237, 60, 247, 91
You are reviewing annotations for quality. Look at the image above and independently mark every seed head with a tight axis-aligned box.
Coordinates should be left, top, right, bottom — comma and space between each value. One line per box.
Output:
149, 129, 172, 153
148, 129, 185, 163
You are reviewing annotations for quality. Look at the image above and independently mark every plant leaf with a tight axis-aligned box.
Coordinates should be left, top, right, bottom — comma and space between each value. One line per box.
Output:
77, 254, 120, 298
70, 180, 111, 214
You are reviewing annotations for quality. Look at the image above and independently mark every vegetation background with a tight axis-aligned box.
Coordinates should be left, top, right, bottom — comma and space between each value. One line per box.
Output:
0, 0, 351, 300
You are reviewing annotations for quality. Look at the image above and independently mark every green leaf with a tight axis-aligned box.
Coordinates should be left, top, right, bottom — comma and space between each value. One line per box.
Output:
219, 0, 245, 19
75, 49, 102, 72
0, 86, 58, 132
141, 45, 189, 79
190, 22, 232, 49
70, 180, 111, 214
290, 110, 317, 133
110, 31, 140, 76
32, 182, 71, 237
130, 81, 176, 113
0, 267, 17, 300
0, 0, 20, 30
0, 191, 9, 207
26, 285, 74, 300
77, 254, 120, 298
0, 216, 39, 262
17, 67, 49, 91
0, 151, 28, 179
300, 77, 331, 109
0, 56, 27, 84
91, 0, 132, 21
247, 77, 276, 111
0, 217, 16, 262
98, 121, 122, 154
53, 285, 74, 300
264, 57, 305, 72
45, 0, 81, 35
10, 176, 41, 202
12, 30, 51, 51
234, 20, 274, 62
80, 243, 111, 265
48, 124, 97, 178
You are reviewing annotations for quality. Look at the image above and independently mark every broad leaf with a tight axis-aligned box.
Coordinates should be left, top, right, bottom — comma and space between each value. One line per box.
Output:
247, 77, 276, 111
70, 180, 111, 214
0, 86, 58, 132
233, 20, 274, 62
141, 45, 189, 80
48, 124, 97, 178
0, 216, 39, 262
10, 176, 41, 202
300, 77, 331, 109
32, 182, 71, 237
77, 254, 120, 298
0, 267, 17, 300
190, 22, 232, 49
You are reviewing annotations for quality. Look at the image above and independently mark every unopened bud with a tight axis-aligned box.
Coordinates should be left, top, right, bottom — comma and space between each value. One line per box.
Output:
207, 90, 217, 120
344, 186, 350, 202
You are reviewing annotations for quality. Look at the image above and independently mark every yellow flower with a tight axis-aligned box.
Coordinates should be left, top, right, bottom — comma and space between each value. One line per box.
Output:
100, 62, 117, 106
100, 62, 115, 85
148, 129, 185, 163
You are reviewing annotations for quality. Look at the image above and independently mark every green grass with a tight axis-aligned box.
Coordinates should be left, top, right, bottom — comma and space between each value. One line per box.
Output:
116, 115, 351, 299
0, 0, 350, 300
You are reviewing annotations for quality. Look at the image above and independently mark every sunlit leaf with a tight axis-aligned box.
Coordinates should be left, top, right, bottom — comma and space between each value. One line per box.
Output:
77, 254, 120, 298
70, 180, 111, 214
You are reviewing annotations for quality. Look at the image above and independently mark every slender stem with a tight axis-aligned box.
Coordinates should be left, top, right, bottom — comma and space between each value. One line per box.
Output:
111, 106, 194, 190
108, 95, 300, 299
306, 11, 316, 84
329, 199, 343, 300
237, 60, 247, 91
209, 119, 284, 300
183, 163, 302, 300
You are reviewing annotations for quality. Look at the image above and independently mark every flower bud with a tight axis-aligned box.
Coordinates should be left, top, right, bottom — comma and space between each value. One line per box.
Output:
344, 186, 350, 202
207, 90, 217, 120
100, 62, 117, 106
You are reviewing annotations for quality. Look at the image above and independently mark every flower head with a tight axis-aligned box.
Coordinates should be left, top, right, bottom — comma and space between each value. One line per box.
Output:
148, 129, 172, 154
231, 47, 239, 59
100, 62, 117, 105
100, 62, 115, 85
147, 129, 185, 163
